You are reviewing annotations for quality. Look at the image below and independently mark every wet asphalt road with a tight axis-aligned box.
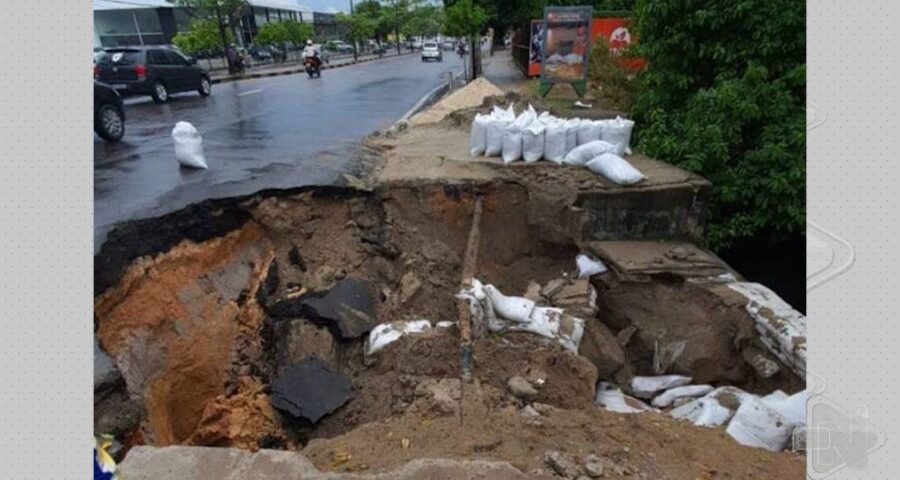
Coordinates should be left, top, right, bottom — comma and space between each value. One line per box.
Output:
94, 53, 463, 248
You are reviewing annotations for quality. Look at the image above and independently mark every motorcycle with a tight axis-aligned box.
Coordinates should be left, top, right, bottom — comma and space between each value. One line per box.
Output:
304, 55, 322, 78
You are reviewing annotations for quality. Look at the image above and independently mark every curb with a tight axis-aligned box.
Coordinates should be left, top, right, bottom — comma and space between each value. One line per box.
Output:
210, 51, 417, 85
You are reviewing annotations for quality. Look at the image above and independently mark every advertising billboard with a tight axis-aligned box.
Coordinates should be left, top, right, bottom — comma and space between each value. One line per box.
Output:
539, 6, 594, 83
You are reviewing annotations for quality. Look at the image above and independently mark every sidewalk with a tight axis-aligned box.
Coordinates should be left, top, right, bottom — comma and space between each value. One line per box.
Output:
481, 49, 531, 93
209, 50, 417, 85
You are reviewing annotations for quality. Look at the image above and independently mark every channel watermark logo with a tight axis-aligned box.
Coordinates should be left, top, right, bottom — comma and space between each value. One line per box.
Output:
807, 101, 827, 132
794, 371, 886, 478
807, 220, 854, 291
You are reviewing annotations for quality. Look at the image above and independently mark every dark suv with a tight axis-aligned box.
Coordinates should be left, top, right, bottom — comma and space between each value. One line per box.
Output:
94, 47, 212, 103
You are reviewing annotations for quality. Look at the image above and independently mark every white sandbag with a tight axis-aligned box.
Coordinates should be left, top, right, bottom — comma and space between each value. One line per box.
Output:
631, 375, 692, 399
671, 397, 735, 427
365, 320, 433, 356
576, 119, 603, 146
585, 153, 645, 186
562, 140, 616, 166
469, 113, 490, 156
502, 129, 523, 164
651, 384, 714, 408
483, 284, 535, 324
726, 397, 794, 451
522, 123, 546, 163
761, 390, 807, 427
501, 108, 536, 164
504, 307, 583, 353
564, 118, 580, 153
172, 121, 208, 169
543, 121, 568, 164
484, 105, 515, 156
595, 382, 652, 414
601, 116, 635, 156
576, 254, 607, 278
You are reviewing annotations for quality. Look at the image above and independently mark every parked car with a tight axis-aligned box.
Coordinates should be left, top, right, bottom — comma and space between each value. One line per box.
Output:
94, 81, 125, 142
421, 42, 442, 62
327, 41, 354, 54
441, 40, 455, 51
249, 45, 273, 62
94, 46, 212, 103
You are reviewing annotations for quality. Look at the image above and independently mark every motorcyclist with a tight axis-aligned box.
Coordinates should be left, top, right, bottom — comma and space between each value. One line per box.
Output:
301, 39, 321, 69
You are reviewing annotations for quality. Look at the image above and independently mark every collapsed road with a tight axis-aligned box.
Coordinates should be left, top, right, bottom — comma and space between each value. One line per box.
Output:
94, 53, 464, 250
94, 84, 808, 479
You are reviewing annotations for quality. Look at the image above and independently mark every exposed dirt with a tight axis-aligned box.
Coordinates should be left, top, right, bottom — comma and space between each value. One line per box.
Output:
303, 395, 805, 479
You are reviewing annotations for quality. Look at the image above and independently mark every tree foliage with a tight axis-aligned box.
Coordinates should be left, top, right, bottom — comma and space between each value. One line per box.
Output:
255, 20, 313, 46
173, 19, 229, 54
630, 0, 806, 248
444, 0, 488, 37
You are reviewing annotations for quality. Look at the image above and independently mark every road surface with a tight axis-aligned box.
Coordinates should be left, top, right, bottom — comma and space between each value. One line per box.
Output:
94, 53, 463, 248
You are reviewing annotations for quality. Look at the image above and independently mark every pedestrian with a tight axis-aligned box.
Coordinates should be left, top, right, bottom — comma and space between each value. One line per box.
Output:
226, 44, 237, 74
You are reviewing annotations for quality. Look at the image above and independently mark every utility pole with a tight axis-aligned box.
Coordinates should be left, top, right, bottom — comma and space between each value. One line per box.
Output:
350, 0, 358, 61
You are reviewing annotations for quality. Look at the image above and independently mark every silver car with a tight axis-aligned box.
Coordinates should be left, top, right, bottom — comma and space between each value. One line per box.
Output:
421, 42, 442, 62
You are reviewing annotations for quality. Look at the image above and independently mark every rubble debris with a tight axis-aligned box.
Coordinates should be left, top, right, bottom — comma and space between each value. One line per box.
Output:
578, 319, 626, 380
630, 375, 692, 399
544, 278, 598, 318
271, 358, 353, 424
544, 450, 580, 478
742, 346, 781, 379
650, 384, 713, 408
414, 378, 462, 416
272, 318, 337, 372
728, 282, 807, 377
94, 338, 142, 439
268, 279, 376, 340
670, 386, 753, 427
595, 382, 652, 414
398, 272, 423, 304
288, 245, 307, 272
507, 376, 539, 401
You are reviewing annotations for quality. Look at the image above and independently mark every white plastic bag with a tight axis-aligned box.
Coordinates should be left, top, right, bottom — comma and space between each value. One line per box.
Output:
576, 119, 603, 146
576, 254, 608, 278
484, 284, 535, 324
601, 116, 635, 156
504, 307, 583, 353
172, 121, 208, 169
631, 375, 692, 399
670, 397, 735, 427
651, 384, 714, 408
562, 140, 616, 166
564, 118, 580, 153
469, 113, 490, 156
522, 123, 546, 163
543, 121, 568, 164
761, 390, 807, 428
585, 153, 645, 185
726, 397, 794, 451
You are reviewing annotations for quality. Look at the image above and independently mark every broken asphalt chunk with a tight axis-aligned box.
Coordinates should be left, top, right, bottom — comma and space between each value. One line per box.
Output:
268, 278, 375, 340
270, 358, 353, 424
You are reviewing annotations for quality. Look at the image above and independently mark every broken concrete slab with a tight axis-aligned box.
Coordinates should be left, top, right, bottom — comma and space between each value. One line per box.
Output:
118, 446, 553, 480
94, 338, 143, 439
726, 282, 807, 377
268, 278, 376, 340
586, 240, 733, 281
270, 358, 353, 424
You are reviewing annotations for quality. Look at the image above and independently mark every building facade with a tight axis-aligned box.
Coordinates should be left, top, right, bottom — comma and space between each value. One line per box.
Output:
94, 0, 325, 49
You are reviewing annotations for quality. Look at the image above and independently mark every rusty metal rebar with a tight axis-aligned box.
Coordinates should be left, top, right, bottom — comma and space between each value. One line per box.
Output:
457, 195, 484, 383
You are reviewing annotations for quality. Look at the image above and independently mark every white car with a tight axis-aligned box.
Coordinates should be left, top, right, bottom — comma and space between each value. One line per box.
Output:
421, 42, 442, 62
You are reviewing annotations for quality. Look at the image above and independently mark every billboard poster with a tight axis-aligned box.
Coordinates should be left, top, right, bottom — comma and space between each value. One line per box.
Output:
527, 17, 646, 77
540, 6, 594, 83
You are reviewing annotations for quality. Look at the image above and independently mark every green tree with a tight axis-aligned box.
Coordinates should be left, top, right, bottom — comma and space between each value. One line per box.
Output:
444, 0, 487, 37
255, 20, 312, 61
336, 10, 376, 58
170, 0, 249, 73
173, 19, 232, 69
403, 4, 445, 39
630, 0, 806, 248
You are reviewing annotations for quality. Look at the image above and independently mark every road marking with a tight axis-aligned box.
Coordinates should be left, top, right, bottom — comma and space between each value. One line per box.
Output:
238, 89, 264, 96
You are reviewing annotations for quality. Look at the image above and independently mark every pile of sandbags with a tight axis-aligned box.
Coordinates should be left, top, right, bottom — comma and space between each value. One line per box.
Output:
468, 104, 642, 186
455, 279, 585, 353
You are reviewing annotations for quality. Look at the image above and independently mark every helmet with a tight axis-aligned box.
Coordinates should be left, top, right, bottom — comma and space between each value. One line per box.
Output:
306, 39, 313, 46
